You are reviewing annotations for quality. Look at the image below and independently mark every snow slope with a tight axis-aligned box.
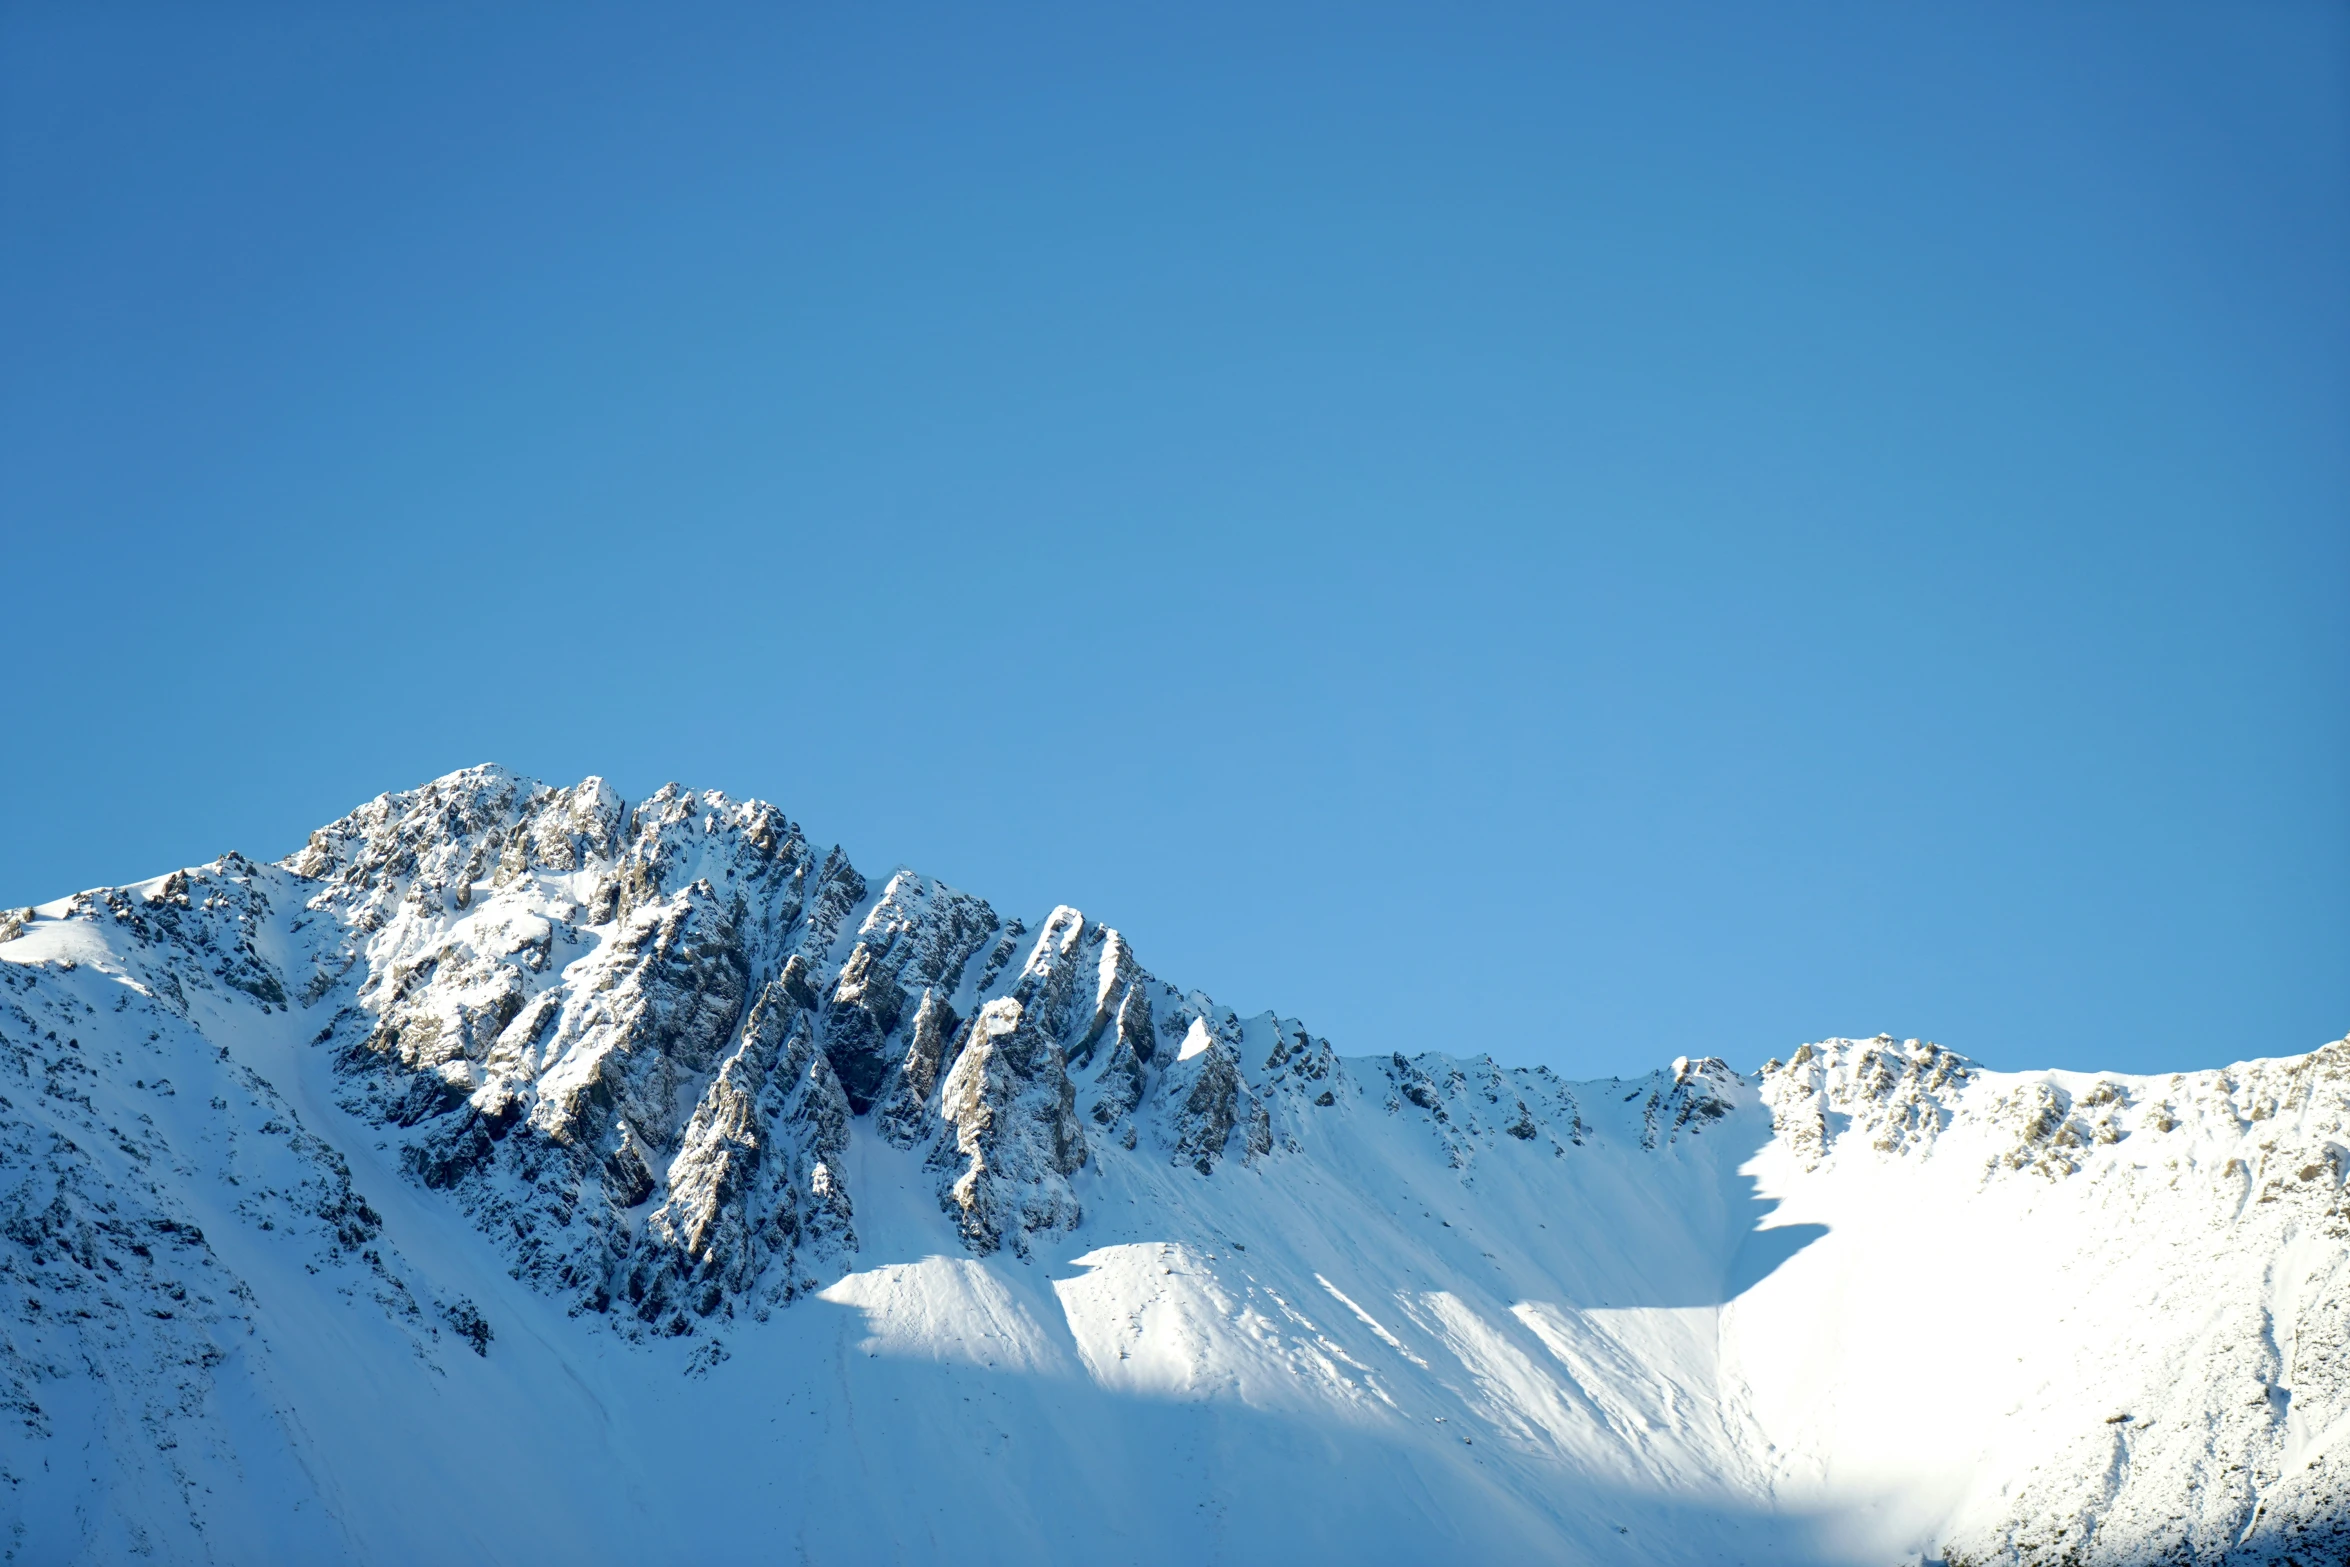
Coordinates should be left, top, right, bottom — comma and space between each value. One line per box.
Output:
1, 767, 2343, 1565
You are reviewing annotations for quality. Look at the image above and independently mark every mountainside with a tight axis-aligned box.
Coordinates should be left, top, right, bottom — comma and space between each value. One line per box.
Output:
2, 766, 2345, 1566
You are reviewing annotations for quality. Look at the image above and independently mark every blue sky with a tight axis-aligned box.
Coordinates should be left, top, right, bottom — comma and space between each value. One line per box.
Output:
4, 3, 2344, 1078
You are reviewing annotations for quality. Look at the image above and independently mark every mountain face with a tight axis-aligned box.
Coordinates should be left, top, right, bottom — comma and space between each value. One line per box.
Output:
2, 767, 2344, 1567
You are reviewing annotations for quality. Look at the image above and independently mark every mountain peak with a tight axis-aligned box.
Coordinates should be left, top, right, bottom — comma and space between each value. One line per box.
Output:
3, 768, 2345, 1565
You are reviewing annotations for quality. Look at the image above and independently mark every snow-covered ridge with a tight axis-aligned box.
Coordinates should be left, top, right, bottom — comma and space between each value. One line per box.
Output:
1, 765, 2343, 1565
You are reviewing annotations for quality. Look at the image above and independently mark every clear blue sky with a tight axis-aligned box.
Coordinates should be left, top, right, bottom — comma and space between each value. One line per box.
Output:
4, 3, 2344, 1079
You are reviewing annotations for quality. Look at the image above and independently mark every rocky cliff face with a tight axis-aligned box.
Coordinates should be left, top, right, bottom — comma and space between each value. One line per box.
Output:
161, 768, 1354, 1327
1, 765, 2344, 1567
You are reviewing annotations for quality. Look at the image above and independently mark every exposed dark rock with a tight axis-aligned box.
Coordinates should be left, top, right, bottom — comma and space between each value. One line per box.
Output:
934, 997, 1087, 1255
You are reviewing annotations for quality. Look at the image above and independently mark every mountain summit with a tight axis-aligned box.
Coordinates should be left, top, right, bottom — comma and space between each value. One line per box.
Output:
4, 767, 2344, 1564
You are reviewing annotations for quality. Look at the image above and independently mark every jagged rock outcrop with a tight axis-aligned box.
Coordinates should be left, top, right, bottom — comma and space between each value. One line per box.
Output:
934, 997, 1089, 1254
1163, 1017, 1272, 1176
1759, 1034, 1975, 1166
818, 873, 997, 1115
630, 967, 855, 1324
1086, 982, 1158, 1137
1375, 1043, 1589, 1166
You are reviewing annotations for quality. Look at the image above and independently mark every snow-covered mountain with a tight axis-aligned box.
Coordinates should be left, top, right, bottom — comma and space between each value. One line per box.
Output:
3, 766, 2344, 1565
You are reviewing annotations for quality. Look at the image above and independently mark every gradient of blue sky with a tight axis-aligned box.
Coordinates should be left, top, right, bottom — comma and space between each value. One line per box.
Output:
4, 3, 2344, 1078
